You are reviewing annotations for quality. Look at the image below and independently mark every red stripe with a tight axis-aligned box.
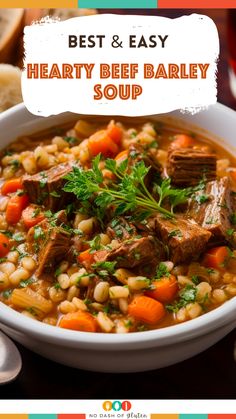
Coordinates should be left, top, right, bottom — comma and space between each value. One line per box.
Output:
58, 416, 86, 419
208, 416, 236, 419
158, 0, 236, 7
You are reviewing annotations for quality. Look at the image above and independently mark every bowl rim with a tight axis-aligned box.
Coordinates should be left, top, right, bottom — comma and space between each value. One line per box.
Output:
0, 102, 236, 350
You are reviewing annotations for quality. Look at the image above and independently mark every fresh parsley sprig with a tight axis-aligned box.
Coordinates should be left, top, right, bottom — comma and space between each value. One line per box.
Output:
63, 155, 188, 219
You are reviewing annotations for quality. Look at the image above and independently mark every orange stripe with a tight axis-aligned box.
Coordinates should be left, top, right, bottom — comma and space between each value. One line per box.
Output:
0, 0, 77, 6
158, 0, 236, 7
0, 416, 28, 419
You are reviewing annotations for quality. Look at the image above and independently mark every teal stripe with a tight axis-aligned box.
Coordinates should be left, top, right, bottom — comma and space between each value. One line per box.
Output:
179, 416, 208, 419
78, 0, 157, 8
29, 415, 57, 419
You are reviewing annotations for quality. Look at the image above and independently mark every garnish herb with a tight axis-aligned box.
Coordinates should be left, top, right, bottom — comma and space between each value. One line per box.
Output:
156, 262, 170, 279
168, 229, 183, 238
19, 278, 35, 288
195, 194, 209, 204
2, 289, 12, 299
64, 136, 78, 146
166, 284, 197, 312
92, 261, 117, 275
12, 233, 25, 242
39, 172, 47, 188
63, 155, 189, 219
87, 235, 102, 252
32, 208, 41, 218
191, 275, 200, 285
33, 226, 45, 240
54, 267, 62, 277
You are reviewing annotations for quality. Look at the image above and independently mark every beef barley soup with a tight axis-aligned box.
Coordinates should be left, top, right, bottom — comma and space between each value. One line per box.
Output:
0, 118, 236, 333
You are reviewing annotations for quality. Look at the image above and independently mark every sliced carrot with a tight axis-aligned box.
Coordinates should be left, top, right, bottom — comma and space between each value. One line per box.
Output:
203, 246, 230, 270
59, 311, 97, 332
6, 194, 29, 225
230, 170, 236, 183
145, 275, 178, 303
114, 149, 129, 165
171, 134, 195, 149
0, 233, 10, 257
128, 295, 165, 325
107, 121, 123, 145
88, 130, 119, 158
22, 205, 45, 229
77, 249, 95, 266
1, 178, 23, 195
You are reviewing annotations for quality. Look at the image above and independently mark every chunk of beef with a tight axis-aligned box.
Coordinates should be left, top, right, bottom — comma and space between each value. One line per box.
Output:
22, 162, 75, 211
26, 210, 71, 276
167, 148, 216, 186
188, 176, 236, 246
94, 235, 166, 269
148, 214, 211, 264
36, 226, 71, 276
106, 217, 137, 241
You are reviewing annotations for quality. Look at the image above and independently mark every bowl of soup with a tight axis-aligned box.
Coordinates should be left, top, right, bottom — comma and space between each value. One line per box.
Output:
0, 102, 235, 372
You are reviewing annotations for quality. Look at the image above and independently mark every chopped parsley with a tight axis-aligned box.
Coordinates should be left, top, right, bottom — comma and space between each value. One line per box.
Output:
124, 319, 133, 328
33, 226, 45, 240
54, 267, 62, 277
148, 140, 158, 149
64, 136, 78, 146
227, 228, 234, 237
191, 275, 200, 285
166, 284, 197, 313
92, 261, 117, 275
44, 210, 53, 219
12, 233, 25, 242
2, 289, 12, 299
195, 194, 209, 204
156, 262, 170, 279
19, 278, 35, 288
10, 159, 20, 170
87, 235, 102, 252
206, 267, 216, 274
32, 208, 41, 218
0, 230, 12, 238
26, 307, 37, 316
39, 172, 47, 188
130, 130, 137, 138
168, 229, 183, 238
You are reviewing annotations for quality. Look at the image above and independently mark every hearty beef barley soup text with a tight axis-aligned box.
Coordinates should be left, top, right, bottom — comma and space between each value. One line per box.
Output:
0, 118, 236, 333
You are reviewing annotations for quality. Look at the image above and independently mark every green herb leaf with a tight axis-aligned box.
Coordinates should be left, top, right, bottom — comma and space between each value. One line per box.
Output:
156, 262, 170, 279
63, 158, 175, 220
92, 261, 117, 275
168, 229, 183, 238
64, 136, 78, 146
34, 226, 45, 240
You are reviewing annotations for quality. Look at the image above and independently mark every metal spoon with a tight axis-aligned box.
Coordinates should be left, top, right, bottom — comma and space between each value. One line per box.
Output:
0, 330, 22, 384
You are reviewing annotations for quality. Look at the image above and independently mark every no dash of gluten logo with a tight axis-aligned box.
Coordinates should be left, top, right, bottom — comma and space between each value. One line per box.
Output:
103, 401, 132, 412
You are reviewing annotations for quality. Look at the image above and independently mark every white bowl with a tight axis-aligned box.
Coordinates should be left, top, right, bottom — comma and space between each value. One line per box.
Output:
0, 103, 235, 373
